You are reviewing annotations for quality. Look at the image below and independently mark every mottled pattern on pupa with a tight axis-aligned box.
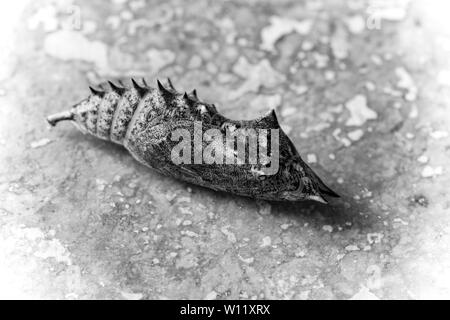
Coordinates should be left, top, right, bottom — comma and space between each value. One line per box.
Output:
47, 79, 339, 203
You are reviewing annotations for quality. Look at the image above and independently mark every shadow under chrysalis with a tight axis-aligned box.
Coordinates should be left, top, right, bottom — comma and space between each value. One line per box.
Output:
47, 78, 339, 204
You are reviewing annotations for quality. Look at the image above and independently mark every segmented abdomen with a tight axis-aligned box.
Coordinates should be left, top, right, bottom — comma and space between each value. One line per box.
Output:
96, 91, 121, 140
73, 79, 158, 145
110, 88, 141, 143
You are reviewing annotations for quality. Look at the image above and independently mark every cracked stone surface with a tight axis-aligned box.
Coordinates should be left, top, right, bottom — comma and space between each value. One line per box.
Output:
0, 0, 449, 299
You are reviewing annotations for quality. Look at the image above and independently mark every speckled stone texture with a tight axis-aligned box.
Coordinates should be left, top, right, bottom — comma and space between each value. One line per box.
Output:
0, 0, 449, 299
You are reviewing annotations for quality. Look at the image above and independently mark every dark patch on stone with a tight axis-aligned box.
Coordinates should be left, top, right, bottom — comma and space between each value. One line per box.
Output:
409, 194, 429, 207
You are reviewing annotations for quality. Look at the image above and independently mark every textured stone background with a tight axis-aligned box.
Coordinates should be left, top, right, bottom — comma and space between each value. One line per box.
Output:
0, 0, 449, 299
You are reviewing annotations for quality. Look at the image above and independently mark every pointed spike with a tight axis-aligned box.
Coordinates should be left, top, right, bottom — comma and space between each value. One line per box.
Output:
107, 80, 117, 90
166, 78, 176, 91
182, 91, 195, 107
157, 79, 171, 95
89, 86, 105, 97
190, 89, 198, 99
267, 109, 278, 119
131, 78, 148, 97
142, 78, 148, 87
157, 79, 165, 91
108, 81, 126, 95
157, 79, 176, 106
263, 109, 280, 128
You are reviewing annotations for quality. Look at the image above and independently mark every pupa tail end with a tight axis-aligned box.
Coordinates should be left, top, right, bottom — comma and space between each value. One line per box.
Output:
46, 110, 74, 127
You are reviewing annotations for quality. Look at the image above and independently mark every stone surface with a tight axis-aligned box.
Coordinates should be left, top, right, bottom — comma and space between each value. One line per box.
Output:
0, 0, 450, 300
